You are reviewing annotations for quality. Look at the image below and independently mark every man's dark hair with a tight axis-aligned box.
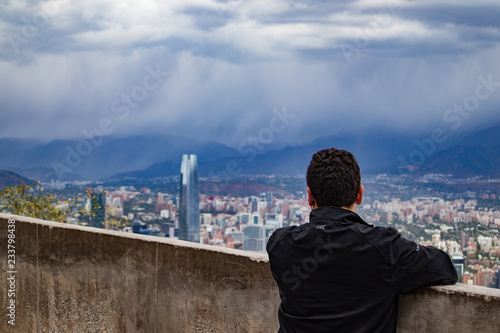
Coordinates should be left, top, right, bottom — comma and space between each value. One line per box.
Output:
306, 148, 361, 208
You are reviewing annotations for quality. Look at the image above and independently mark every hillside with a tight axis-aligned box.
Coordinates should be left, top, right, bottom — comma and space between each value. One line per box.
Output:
0, 170, 33, 188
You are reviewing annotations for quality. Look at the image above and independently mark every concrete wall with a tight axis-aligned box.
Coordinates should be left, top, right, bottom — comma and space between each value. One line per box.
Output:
1, 214, 499, 333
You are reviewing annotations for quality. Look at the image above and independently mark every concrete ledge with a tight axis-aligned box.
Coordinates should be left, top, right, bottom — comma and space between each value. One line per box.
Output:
398, 284, 500, 332
1, 214, 499, 332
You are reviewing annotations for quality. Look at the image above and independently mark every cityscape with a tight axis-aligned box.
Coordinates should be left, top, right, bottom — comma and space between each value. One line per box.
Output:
34, 153, 500, 290
1, 0, 500, 330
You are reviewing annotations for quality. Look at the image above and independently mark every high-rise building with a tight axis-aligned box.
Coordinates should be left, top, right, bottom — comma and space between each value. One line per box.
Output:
251, 214, 260, 225
237, 213, 250, 224
90, 191, 106, 228
494, 270, 500, 289
243, 225, 266, 252
452, 255, 465, 276
179, 154, 200, 243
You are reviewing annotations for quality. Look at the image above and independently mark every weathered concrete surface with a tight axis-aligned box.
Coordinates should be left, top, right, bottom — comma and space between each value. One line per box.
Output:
398, 284, 500, 333
1, 214, 500, 333
0, 214, 278, 333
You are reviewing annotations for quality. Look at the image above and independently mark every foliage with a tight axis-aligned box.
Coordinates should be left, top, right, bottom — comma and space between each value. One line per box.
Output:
1, 184, 128, 229
73, 189, 127, 229
0, 182, 67, 222
107, 216, 128, 230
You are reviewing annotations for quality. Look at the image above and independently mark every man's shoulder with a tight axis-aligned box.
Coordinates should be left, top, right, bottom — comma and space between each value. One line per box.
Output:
273, 223, 309, 236
346, 223, 410, 261
268, 224, 302, 241
266, 224, 308, 254
347, 222, 401, 242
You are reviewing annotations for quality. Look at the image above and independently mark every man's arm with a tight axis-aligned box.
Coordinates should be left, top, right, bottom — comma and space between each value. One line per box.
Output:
381, 228, 458, 294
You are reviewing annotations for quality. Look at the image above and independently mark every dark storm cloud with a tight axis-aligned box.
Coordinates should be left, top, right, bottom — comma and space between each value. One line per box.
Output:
400, 3, 500, 29
246, 1, 353, 25
0, 0, 499, 147
181, 7, 235, 30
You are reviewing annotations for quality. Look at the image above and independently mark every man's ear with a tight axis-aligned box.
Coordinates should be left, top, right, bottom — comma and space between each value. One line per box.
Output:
307, 187, 316, 208
355, 185, 364, 205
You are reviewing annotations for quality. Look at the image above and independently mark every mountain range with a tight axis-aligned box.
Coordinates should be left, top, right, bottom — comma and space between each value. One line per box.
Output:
0, 124, 499, 182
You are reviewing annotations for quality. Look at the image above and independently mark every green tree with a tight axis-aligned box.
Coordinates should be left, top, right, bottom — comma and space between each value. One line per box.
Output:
0, 182, 67, 223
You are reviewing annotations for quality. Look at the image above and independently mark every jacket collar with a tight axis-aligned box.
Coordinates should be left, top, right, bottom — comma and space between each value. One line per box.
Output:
309, 206, 372, 228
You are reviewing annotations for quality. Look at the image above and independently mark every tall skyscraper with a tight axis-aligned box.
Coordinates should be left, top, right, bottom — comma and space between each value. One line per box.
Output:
243, 225, 266, 252
179, 154, 200, 243
90, 191, 106, 229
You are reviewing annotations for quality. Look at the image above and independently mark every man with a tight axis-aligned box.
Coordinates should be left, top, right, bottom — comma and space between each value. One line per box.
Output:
267, 148, 457, 333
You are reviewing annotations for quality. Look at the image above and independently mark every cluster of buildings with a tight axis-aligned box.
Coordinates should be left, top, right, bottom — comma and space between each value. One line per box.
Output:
426, 232, 500, 288
362, 197, 500, 227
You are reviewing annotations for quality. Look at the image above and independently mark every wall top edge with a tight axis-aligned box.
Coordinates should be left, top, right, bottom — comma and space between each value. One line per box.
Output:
431, 284, 500, 300
0, 213, 269, 262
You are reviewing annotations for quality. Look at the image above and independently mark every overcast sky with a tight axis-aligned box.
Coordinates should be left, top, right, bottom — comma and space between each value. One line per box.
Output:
1, 0, 499, 147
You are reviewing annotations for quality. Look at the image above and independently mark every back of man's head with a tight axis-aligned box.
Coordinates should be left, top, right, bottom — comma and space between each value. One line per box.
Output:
306, 148, 361, 208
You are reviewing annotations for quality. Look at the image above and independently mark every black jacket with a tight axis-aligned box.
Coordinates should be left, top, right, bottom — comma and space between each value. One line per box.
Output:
266, 206, 457, 333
